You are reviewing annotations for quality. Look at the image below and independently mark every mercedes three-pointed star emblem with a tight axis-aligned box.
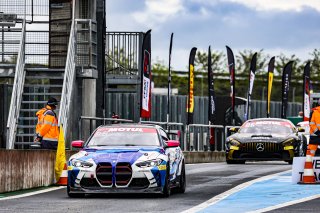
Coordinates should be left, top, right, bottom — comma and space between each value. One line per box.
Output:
256, 143, 264, 152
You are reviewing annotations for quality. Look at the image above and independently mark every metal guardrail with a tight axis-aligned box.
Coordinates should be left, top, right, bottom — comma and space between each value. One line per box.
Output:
6, 19, 26, 149
58, 19, 76, 139
77, 117, 234, 152
78, 116, 134, 140
188, 124, 225, 151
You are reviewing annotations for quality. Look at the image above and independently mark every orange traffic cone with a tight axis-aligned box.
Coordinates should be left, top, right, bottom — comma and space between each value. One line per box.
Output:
56, 163, 68, 185
299, 149, 317, 184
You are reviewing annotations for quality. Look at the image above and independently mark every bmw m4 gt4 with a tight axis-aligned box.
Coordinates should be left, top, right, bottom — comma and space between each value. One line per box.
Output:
67, 124, 185, 197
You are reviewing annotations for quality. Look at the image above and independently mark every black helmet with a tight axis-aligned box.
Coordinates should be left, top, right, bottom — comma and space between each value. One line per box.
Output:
47, 97, 59, 106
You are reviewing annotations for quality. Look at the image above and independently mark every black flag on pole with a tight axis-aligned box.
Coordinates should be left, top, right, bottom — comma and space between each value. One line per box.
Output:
187, 47, 197, 125
266, 57, 275, 118
140, 29, 152, 118
167, 33, 173, 124
226, 46, 235, 125
208, 46, 216, 123
245, 52, 257, 120
303, 61, 311, 121
281, 61, 294, 119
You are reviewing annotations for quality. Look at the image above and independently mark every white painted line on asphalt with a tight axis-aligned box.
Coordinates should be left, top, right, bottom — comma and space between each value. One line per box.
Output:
0, 186, 66, 201
181, 170, 291, 213
248, 194, 320, 213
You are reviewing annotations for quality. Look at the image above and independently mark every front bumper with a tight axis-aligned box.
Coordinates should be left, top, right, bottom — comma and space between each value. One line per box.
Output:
226, 148, 295, 161
67, 161, 167, 194
68, 186, 163, 194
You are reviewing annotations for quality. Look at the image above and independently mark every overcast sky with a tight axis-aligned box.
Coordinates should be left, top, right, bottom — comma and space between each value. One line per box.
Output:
106, 0, 320, 70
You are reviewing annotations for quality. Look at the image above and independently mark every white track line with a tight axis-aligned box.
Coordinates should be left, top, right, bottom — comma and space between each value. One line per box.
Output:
182, 170, 291, 213
248, 194, 320, 213
0, 186, 65, 201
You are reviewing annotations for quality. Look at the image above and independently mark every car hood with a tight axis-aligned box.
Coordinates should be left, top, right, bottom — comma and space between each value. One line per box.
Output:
70, 146, 165, 164
228, 133, 297, 143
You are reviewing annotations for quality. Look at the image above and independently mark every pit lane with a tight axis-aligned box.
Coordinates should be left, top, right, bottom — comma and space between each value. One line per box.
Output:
0, 162, 291, 213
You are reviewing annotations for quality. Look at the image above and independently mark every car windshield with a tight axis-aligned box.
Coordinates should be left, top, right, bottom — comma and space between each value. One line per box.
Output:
87, 127, 160, 147
239, 120, 294, 134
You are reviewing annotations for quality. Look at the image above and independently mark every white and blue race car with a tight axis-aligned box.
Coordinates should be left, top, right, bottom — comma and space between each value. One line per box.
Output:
67, 124, 185, 197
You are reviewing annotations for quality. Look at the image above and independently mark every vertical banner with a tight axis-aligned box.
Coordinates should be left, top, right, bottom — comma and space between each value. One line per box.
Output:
226, 46, 235, 125
303, 61, 311, 121
140, 29, 152, 118
187, 47, 197, 125
266, 57, 275, 118
208, 46, 216, 123
245, 52, 257, 120
281, 61, 294, 119
167, 33, 173, 124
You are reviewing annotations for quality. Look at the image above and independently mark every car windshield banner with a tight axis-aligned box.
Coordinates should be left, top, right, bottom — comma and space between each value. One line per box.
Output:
226, 46, 235, 124
245, 52, 257, 120
267, 57, 275, 118
208, 46, 216, 124
187, 47, 197, 125
303, 62, 311, 121
140, 29, 152, 118
281, 61, 294, 119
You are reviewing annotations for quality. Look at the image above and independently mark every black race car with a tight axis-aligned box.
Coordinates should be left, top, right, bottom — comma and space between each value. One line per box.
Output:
225, 118, 306, 164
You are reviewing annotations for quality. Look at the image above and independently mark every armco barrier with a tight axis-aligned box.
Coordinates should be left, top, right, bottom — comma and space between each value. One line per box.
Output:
0, 149, 226, 194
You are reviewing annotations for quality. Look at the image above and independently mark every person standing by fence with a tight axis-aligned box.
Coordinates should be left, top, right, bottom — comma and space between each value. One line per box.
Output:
34, 97, 59, 149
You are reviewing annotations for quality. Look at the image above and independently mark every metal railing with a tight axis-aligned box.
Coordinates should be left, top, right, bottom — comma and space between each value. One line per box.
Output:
105, 32, 143, 75
76, 117, 241, 152
187, 124, 225, 151
78, 116, 134, 141
6, 19, 26, 149
75, 19, 97, 68
58, 19, 76, 139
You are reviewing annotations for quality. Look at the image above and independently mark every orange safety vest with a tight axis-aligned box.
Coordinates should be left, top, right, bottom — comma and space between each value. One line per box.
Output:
309, 106, 320, 136
36, 105, 59, 142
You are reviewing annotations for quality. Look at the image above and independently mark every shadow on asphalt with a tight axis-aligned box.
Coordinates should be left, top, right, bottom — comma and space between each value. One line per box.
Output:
77, 192, 181, 199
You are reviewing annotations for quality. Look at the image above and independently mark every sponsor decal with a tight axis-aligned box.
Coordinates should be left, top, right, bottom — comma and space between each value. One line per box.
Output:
142, 75, 150, 111
244, 121, 292, 128
292, 157, 320, 183
158, 165, 167, 170
95, 128, 157, 135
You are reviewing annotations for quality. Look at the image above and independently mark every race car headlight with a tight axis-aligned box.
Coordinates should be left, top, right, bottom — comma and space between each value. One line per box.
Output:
282, 138, 295, 146
227, 138, 241, 146
136, 159, 163, 168
226, 138, 241, 150
71, 159, 93, 168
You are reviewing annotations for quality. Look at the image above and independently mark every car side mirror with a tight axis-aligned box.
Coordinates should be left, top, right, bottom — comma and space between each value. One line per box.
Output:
298, 127, 305, 132
166, 140, 180, 148
71, 140, 84, 148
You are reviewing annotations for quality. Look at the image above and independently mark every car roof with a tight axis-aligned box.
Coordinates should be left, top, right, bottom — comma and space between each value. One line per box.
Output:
245, 118, 292, 122
243, 118, 295, 127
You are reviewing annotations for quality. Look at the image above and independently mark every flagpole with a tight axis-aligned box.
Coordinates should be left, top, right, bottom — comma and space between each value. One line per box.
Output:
167, 33, 173, 130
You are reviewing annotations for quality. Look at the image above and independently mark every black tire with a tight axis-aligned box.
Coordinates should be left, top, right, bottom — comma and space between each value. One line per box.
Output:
227, 160, 245, 164
161, 164, 171, 197
300, 138, 307, 157
177, 162, 186, 193
226, 160, 236, 164
67, 182, 85, 198
237, 160, 246, 164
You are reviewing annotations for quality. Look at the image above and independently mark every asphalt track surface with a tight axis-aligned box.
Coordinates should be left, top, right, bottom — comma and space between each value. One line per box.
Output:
1, 161, 316, 213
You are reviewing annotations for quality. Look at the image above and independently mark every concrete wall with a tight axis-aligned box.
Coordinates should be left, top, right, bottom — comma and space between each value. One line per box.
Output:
0, 150, 225, 194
